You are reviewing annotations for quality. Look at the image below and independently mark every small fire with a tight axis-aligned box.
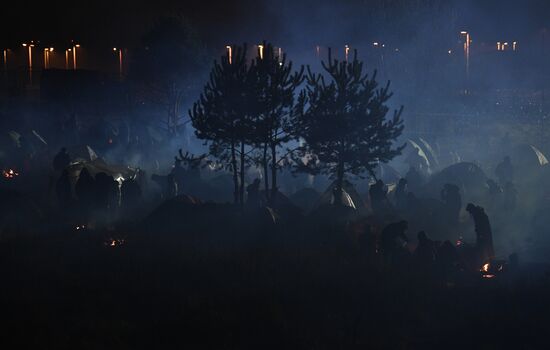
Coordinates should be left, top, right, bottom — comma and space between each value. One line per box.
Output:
480, 263, 490, 273
105, 238, 125, 247
2, 169, 19, 179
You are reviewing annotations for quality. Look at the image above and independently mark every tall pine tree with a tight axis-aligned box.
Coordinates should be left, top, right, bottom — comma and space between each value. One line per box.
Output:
251, 42, 304, 201
190, 44, 258, 205
294, 48, 405, 204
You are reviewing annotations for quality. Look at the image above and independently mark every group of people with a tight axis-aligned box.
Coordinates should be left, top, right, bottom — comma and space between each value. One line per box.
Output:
53, 148, 142, 223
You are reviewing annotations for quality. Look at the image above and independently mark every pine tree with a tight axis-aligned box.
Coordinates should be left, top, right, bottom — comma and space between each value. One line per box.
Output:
251, 42, 304, 201
190, 44, 258, 205
294, 48, 405, 204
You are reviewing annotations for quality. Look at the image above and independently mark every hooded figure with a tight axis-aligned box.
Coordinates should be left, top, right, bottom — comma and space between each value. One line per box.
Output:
466, 203, 495, 262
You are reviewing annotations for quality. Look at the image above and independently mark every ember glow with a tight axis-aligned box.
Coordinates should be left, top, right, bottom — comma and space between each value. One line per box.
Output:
480, 263, 490, 273
105, 238, 125, 247
2, 169, 19, 179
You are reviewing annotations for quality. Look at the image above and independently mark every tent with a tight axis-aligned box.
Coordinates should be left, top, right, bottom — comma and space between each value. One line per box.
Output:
313, 180, 366, 211
424, 162, 487, 199
68, 145, 99, 162
405, 139, 431, 171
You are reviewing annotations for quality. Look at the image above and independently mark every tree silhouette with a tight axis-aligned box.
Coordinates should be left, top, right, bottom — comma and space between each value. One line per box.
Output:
190, 44, 258, 205
293, 48, 404, 204
251, 42, 304, 200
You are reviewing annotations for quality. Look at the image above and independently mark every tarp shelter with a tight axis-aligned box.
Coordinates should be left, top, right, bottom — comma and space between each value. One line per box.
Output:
68, 145, 98, 162
418, 137, 439, 168
425, 162, 488, 199
510, 144, 548, 167
405, 139, 431, 171
66, 158, 139, 187
314, 180, 366, 211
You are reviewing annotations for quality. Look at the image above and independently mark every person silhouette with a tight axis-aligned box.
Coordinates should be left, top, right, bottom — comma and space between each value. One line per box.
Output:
369, 179, 389, 215
53, 147, 71, 172
495, 156, 514, 186
246, 178, 262, 208
171, 158, 186, 195
394, 178, 408, 211
466, 203, 495, 262
75, 167, 96, 219
56, 169, 73, 210
441, 183, 461, 225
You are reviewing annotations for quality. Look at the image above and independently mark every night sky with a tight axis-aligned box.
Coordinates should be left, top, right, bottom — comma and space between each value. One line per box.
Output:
3, 0, 550, 49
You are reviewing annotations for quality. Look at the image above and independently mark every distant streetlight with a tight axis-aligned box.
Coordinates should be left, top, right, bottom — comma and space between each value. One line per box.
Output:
513, 41, 518, 51
72, 43, 80, 70
65, 49, 71, 69
3, 49, 7, 71
460, 31, 471, 79
43, 47, 53, 69
226, 45, 232, 64
113, 47, 123, 79
497, 42, 501, 51
23, 42, 34, 84
345, 44, 350, 62
258, 44, 264, 59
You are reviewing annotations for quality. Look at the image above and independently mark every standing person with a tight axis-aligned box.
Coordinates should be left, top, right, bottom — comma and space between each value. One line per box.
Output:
394, 178, 408, 211
53, 147, 71, 172
75, 167, 96, 220
246, 178, 262, 208
441, 183, 461, 225
466, 203, 495, 262
495, 156, 514, 186
369, 179, 389, 216
56, 169, 73, 210
171, 158, 186, 195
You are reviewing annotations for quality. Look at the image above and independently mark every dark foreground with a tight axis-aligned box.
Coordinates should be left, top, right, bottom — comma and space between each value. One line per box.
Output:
1, 211, 550, 350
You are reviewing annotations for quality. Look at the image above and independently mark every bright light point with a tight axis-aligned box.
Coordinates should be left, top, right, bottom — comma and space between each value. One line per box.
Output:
373, 42, 379, 46
22, 43, 27, 47
68, 49, 72, 52
75, 44, 80, 48
460, 31, 467, 34
448, 49, 452, 54
113, 47, 117, 51
49, 47, 54, 51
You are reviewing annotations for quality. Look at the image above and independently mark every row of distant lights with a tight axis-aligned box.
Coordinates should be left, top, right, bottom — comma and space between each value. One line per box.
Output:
447, 41, 518, 54
19, 42, 124, 52
497, 41, 518, 51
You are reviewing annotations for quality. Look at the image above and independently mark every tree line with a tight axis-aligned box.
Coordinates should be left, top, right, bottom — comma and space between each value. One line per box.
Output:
190, 41, 405, 206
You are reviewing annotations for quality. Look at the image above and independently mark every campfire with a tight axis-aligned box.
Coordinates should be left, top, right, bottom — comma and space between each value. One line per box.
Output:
105, 238, 126, 248
2, 169, 19, 179
479, 260, 506, 279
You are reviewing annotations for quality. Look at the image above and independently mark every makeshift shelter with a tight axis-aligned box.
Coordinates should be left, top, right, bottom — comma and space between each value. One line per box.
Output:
405, 139, 431, 172
509, 144, 549, 173
418, 137, 439, 168
374, 163, 402, 184
313, 180, 366, 211
290, 188, 321, 212
425, 162, 488, 200
68, 145, 99, 162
